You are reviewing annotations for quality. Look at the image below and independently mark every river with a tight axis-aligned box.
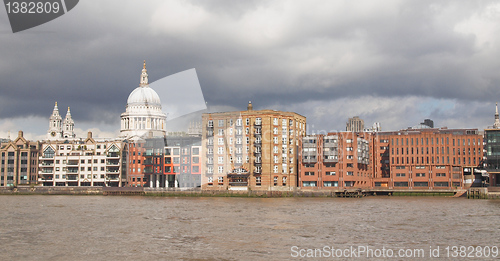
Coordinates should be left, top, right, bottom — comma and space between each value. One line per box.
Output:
0, 196, 499, 260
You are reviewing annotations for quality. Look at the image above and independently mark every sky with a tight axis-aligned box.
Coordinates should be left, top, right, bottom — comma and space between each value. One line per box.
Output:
1, 0, 500, 140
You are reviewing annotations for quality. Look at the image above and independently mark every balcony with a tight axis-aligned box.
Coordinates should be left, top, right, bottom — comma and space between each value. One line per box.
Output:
106, 160, 120, 166
106, 152, 120, 158
67, 160, 79, 166
66, 174, 78, 181
41, 169, 54, 174
302, 156, 317, 163
106, 167, 120, 173
107, 175, 120, 181
40, 162, 54, 167
324, 156, 339, 163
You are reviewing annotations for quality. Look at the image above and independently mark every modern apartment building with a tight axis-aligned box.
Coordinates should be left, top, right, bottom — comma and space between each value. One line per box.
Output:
38, 132, 128, 187
0, 131, 39, 187
298, 132, 372, 189
372, 128, 483, 190
201, 102, 306, 191
484, 103, 500, 187
133, 134, 202, 188
164, 135, 202, 188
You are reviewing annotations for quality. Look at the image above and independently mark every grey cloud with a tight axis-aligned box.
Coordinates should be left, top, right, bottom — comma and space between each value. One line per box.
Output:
0, 0, 499, 137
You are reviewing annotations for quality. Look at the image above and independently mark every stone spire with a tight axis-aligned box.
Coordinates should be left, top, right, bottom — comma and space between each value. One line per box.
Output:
140, 60, 149, 87
49, 102, 62, 129
63, 107, 75, 138
494, 102, 500, 129
47, 102, 62, 140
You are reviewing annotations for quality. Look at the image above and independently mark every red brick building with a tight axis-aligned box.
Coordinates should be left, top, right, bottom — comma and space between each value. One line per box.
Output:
298, 132, 373, 190
298, 128, 483, 191
127, 142, 146, 187
372, 128, 482, 190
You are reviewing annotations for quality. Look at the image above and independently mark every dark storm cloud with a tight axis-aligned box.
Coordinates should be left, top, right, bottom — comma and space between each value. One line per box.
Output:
0, 0, 499, 136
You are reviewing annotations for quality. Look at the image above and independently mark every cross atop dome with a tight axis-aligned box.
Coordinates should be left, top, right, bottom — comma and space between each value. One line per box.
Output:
140, 60, 148, 87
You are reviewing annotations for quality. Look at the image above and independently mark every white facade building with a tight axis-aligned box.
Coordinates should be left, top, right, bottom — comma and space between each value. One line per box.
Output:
120, 61, 167, 140
38, 132, 127, 187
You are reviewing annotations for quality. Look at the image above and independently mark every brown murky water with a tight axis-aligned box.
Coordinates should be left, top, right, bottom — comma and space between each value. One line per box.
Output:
0, 196, 499, 260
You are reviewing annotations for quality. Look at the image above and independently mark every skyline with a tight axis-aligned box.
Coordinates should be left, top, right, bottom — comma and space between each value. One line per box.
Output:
2, 0, 500, 140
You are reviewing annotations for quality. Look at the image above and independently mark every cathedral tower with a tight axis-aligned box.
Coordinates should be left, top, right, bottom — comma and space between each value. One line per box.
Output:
47, 102, 62, 140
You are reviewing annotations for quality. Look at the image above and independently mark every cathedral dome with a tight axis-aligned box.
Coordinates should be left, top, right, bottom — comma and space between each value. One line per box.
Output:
127, 86, 161, 106
120, 60, 167, 140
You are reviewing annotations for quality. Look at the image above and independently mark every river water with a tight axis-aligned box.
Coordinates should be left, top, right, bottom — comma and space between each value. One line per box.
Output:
0, 196, 499, 260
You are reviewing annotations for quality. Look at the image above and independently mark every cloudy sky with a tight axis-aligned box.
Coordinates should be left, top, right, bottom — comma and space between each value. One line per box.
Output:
1, 0, 500, 140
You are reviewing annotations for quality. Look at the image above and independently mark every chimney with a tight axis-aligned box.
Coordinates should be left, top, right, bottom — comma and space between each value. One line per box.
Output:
87, 131, 92, 139
18, 130, 23, 138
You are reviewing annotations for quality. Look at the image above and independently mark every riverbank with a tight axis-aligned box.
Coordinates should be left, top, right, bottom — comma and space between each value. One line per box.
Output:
2, 186, 499, 198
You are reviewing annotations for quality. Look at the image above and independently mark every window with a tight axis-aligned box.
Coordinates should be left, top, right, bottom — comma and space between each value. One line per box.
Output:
218, 119, 224, 127
256, 176, 261, 186
305, 172, 315, 176
415, 173, 425, 177
218, 166, 223, 174
218, 176, 223, 185
324, 181, 338, 187
436, 173, 446, 177
236, 119, 242, 126
395, 173, 406, 177
282, 176, 287, 186
302, 181, 317, 187
434, 182, 449, 187
273, 118, 278, 125
274, 176, 278, 186
273, 165, 279, 173
346, 171, 354, 176
325, 171, 336, 175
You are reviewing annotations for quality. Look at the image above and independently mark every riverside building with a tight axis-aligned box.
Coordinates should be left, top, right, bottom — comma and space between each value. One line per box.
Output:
38, 132, 128, 187
201, 102, 306, 191
0, 131, 39, 187
298, 132, 372, 189
372, 127, 483, 190
484, 103, 500, 187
